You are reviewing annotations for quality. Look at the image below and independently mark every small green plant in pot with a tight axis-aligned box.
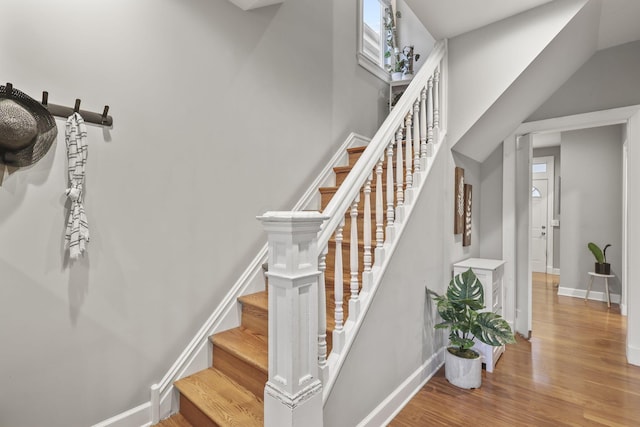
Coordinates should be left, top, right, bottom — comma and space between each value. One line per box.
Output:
427, 268, 515, 389
588, 242, 611, 275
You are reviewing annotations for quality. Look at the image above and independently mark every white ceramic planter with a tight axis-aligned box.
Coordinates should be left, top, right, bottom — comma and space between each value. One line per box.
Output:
445, 348, 482, 389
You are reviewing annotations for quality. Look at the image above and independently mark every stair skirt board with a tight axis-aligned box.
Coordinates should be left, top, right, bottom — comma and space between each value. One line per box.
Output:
90, 134, 371, 427
356, 347, 445, 427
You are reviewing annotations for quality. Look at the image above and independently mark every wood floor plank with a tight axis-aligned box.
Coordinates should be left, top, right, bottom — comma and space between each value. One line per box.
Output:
390, 273, 640, 426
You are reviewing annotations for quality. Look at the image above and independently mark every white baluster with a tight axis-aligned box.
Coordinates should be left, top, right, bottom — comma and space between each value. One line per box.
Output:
374, 156, 385, 265
349, 195, 360, 317
405, 111, 413, 190
386, 140, 395, 227
362, 173, 373, 293
333, 219, 345, 353
334, 220, 344, 333
375, 156, 384, 249
363, 174, 372, 273
427, 76, 434, 151
396, 125, 404, 208
413, 100, 420, 174
317, 247, 327, 382
434, 68, 440, 132
420, 87, 427, 162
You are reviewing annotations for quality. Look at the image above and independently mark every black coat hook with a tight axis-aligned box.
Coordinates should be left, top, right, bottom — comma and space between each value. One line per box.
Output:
42, 91, 49, 106
74, 99, 81, 113
101, 106, 110, 124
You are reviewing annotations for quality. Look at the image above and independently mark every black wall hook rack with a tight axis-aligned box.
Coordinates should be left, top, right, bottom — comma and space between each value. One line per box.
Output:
41, 90, 113, 127
2, 82, 113, 127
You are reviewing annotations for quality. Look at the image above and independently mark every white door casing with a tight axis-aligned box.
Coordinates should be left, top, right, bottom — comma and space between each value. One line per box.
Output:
515, 134, 532, 338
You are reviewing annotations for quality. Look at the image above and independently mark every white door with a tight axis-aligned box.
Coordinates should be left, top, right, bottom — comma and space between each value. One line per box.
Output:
531, 179, 548, 273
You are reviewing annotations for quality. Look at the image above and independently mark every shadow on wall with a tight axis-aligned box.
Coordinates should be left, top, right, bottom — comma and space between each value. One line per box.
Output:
67, 257, 90, 326
423, 288, 444, 361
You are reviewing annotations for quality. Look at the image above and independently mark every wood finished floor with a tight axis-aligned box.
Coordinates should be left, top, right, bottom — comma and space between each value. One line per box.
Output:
390, 272, 640, 426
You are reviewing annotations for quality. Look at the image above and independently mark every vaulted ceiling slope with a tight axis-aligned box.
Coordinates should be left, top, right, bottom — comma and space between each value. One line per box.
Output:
447, 0, 599, 161
406, 0, 640, 51
402, 0, 640, 162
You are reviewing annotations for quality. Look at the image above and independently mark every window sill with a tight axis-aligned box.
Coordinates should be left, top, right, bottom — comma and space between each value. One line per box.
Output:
357, 53, 391, 84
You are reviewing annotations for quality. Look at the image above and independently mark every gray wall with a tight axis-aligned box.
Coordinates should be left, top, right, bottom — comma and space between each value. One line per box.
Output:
0, 1, 415, 425
479, 143, 504, 260
529, 40, 640, 121
559, 125, 622, 294
533, 146, 561, 268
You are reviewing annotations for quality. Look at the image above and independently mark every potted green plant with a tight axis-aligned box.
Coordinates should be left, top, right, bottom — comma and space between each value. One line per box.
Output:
588, 242, 611, 275
383, 6, 403, 81
427, 268, 515, 389
383, 7, 420, 81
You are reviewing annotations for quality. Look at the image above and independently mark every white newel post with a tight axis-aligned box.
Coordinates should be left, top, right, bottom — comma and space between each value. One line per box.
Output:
258, 211, 327, 427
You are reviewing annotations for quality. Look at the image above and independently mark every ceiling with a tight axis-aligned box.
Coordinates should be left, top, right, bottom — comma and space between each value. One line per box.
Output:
414, 0, 640, 50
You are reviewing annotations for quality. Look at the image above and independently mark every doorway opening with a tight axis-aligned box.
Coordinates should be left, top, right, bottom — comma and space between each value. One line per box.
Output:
530, 155, 555, 275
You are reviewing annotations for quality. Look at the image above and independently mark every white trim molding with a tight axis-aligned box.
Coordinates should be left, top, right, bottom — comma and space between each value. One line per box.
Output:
628, 344, 640, 366
90, 403, 152, 427
357, 52, 392, 82
557, 286, 621, 304
547, 267, 560, 275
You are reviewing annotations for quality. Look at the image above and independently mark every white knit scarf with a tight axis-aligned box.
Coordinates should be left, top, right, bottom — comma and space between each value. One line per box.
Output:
65, 112, 89, 259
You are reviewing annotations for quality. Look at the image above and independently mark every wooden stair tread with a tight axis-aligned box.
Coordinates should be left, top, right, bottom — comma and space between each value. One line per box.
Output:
319, 182, 394, 193
175, 368, 263, 427
238, 291, 268, 311
154, 413, 194, 427
210, 327, 268, 374
347, 146, 367, 154
346, 143, 413, 154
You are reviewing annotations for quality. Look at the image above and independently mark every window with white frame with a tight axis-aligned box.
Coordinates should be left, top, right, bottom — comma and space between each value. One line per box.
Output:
358, 0, 392, 81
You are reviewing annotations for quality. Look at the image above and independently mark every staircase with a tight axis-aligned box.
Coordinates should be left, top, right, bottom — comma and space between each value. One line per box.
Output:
153, 39, 447, 426
154, 144, 377, 426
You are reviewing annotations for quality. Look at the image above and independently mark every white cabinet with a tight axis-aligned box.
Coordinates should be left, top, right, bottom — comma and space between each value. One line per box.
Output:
388, 79, 412, 111
452, 258, 506, 372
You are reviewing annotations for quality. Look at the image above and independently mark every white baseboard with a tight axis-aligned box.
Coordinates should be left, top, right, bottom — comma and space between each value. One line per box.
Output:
356, 347, 445, 427
557, 286, 621, 304
546, 267, 560, 275
90, 403, 151, 427
628, 344, 640, 366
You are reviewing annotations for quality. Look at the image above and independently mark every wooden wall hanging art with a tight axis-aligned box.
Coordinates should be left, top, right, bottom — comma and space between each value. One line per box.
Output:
454, 166, 465, 234
463, 183, 472, 247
